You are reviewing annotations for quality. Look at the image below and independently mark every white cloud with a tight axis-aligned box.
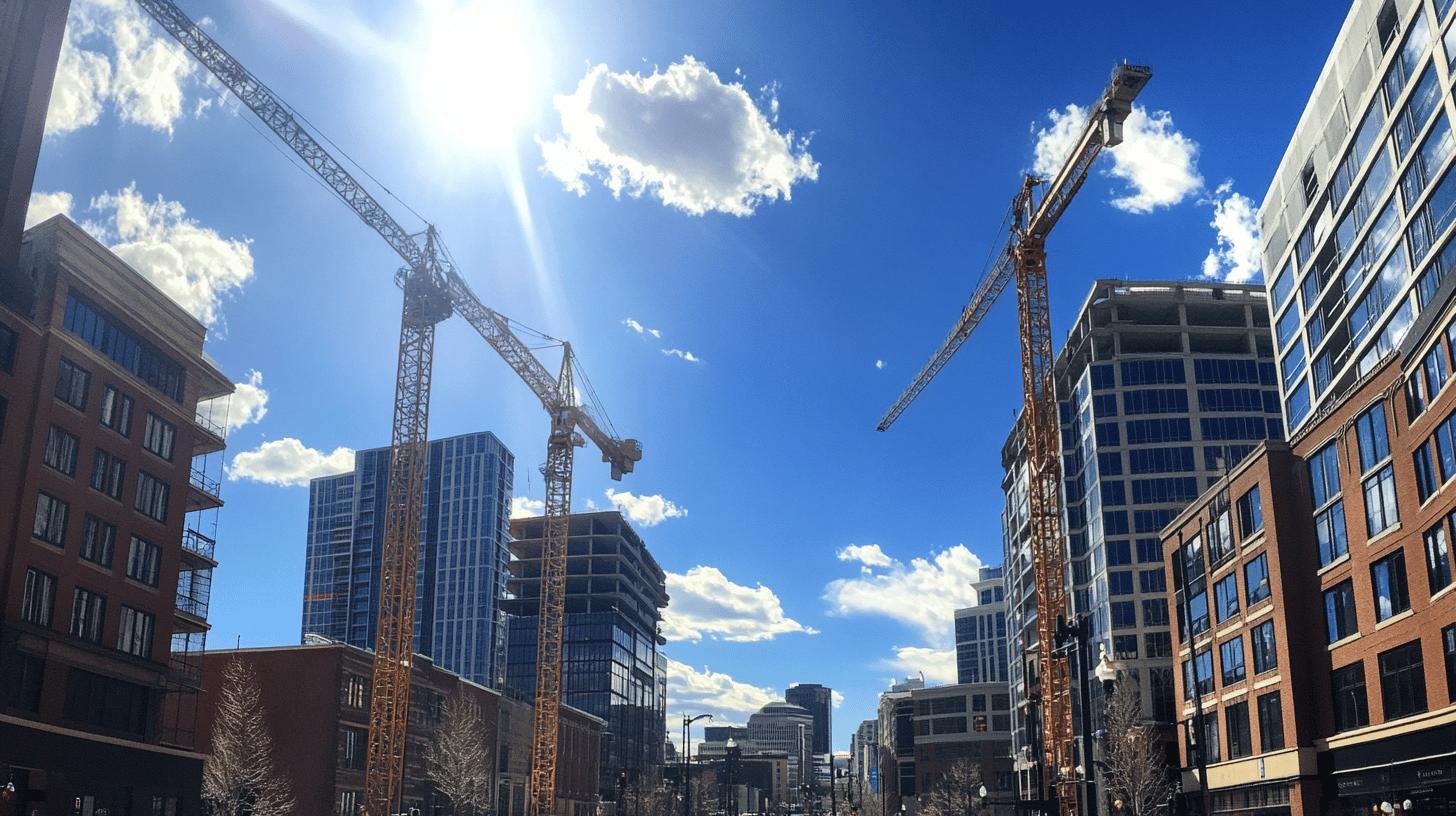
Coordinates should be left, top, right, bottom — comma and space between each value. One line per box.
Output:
666, 658, 778, 721
661, 348, 703, 364
605, 488, 688, 527
197, 369, 269, 433
1032, 104, 1202, 214
25, 192, 74, 229
226, 438, 355, 487
1201, 181, 1263, 284
824, 544, 985, 645
662, 566, 817, 643
46, 0, 198, 137
874, 359, 885, 370
539, 56, 819, 216
831, 690, 845, 709
511, 496, 545, 518
836, 544, 893, 569
86, 183, 254, 327
623, 318, 662, 339
884, 646, 957, 686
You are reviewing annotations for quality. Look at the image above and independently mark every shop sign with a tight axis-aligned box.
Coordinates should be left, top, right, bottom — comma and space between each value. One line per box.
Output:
1335, 757, 1456, 796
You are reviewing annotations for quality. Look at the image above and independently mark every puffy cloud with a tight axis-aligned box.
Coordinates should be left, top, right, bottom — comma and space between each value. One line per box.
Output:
836, 544, 892, 569
227, 438, 355, 486
823, 544, 985, 645
86, 183, 254, 327
884, 646, 957, 686
605, 488, 687, 527
197, 369, 269, 433
623, 318, 662, 339
1201, 181, 1263, 283
1032, 104, 1202, 214
661, 348, 703, 364
25, 191, 74, 229
666, 658, 778, 721
511, 496, 545, 518
831, 690, 845, 709
874, 359, 886, 370
662, 566, 817, 644
539, 56, 818, 216
46, 0, 199, 137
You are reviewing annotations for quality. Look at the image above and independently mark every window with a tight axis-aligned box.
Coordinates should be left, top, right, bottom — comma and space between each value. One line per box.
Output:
1187, 585, 1210, 636
1214, 574, 1240, 623
1145, 631, 1173, 658
90, 449, 126, 500
80, 516, 117, 568
1356, 404, 1391, 470
1139, 568, 1166, 594
134, 472, 169, 523
1194, 648, 1215, 696
339, 792, 360, 816
1245, 554, 1271, 605
1221, 637, 1246, 685
0, 320, 16, 372
1107, 540, 1132, 566
21, 569, 57, 626
1252, 620, 1278, 674
1364, 465, 1399, 536
1128, 447, 1195, 474
99, 385, 133, 436
1120, 359, 1185, 385
1416, 443, 1440, 501
1436, 411, 1456, 480
32, 492, 69, 546
1379, 641, 1428, 720
1310, 441, 1341, 506
116, 606, 154, 659
142, 413, 175, 461
1113, 635, 1138, 660
63, 294, 185, 402
1108, 571, 1134, 596
1091, 364, 1115, 390
1316, 501, 1349, 566
1123, 389, 1189, 415
1142, 599, 1169, 627
1226, 701, 1252, 759
70, 588, 106, 643
1208, 509, 1235, 564
1332, 662, 1370, 732
1443, 624, 1456, 703
341, 727, 366, 770
1125, 418, 1192, 444
1200, 711, 1222, 764
1325, 581, 1358, 643
1371, 550, 1411, 621
1131, 477, 1200, 504
126, 536, 161, 586
43, 425, 80, 475
1236, 486, 1263, 538
55, 357, 90, 410
343, 674, 367, 709
1257, 692, 1285, 751
1111, 601, 1137, 630
1137, 538, 1163, 563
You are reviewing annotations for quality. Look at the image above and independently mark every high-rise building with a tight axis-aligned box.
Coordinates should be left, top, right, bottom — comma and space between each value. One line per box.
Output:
875, 678, 922, 814
954, 565, 1008, 685
785, 682, 833, 756
850, 718, 879, 793
1258, 0, 1456, 435
300, 430, 515, 686
1, 216, 236, 813
1001, 280, 1280, 799
502, 511, 668, 802
746, 700, 815, 801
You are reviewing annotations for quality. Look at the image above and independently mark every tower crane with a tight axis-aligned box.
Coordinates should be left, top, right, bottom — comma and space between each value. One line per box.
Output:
130, 3, 643, 815
877, 64, 1150, 816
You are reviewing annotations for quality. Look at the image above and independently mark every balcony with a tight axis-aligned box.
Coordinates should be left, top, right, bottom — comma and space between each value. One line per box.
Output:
192, 408, 226, 455
175, 566, 212, 629
181, 528, 217, 566
185, 466, 223, 511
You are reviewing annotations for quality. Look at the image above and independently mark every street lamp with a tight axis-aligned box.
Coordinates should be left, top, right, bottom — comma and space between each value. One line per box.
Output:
683, 713, 714, 816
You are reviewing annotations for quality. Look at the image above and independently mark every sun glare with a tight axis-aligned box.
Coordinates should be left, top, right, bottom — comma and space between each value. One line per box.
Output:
414, 0, 540, 158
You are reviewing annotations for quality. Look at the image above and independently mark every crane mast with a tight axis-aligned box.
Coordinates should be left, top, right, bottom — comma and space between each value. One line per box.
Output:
878, 64, 1150, 816
131, 3, 643, 814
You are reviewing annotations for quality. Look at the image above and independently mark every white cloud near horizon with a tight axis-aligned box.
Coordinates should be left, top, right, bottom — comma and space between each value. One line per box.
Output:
1201, 181, 1263, 283
605, 488, 687, 527
662, 566, 817, 643
666, 658, 779, 722
540, 56, 819, 216
227, 438, 355, 486
1032, 103, 1202, 214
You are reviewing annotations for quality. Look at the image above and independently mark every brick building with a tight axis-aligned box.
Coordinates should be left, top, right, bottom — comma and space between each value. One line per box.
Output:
1165, 296, 1456, 813
1, 216, 236, 816
195, 643, 604, 816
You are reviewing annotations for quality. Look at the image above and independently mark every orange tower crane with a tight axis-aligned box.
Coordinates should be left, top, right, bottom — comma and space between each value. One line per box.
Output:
131, 3, 643, 815
877, 64, 1150, 816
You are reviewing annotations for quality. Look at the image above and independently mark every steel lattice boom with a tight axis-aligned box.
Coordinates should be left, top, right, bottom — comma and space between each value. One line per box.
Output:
878, 64, 1150, 816
131, 3, 643, 814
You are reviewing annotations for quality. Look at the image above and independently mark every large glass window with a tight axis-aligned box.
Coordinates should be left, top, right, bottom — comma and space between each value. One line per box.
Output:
1120, 360, 1185, 385
1436, 411, 1456, 481
126, 536, 161, 587
1220, 637, 1246, 685
1364, 465, 1400, 536
142, 413, 175, 461
1357, 403, 1391, 470
116, 606, 154, 659
1333, 662, 1370, 732
63, 293, 184, 402
70, 588, 106, 643
1123, 389, 1190, 415
1443, 624, 1456, 703
1416, 442, 1440, 501
1371, 549, 1411, 621
1131, 477, 1200, 504
1208, 508, 1235, 564
99, 385, 133, 437
90, 449, 126, 501
1245, 554, 1271, 605
1379, 640, 1428, 720
1236, 486, 1263, 539
1226, 701, 1252, 759
1252, 620, 1278, 674
1258, 692, 1285, 751
55, 357, 90, 411
134, 472, 169, 523
1214, 574, 1240, 623
1128, 447, 1194, 474
1108, 571, 1134, 596
1194, 648, 1214, 696
32, 492, 68, 546
1315, 501, 1349, 566
20, 568, 57, 627
1325, 580, 1359, 643
1428, 519, 1454, 593
42, 425, 80, 476
80, 516, 116, 568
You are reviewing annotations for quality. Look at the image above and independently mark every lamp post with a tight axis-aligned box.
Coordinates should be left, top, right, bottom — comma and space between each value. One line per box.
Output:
684, 713, 714, 816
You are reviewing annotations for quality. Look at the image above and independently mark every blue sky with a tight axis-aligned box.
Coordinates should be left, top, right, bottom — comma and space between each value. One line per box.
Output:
29, 0, 1344, 751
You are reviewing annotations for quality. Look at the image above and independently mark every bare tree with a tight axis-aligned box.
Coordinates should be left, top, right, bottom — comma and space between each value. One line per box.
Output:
919, 760, 984, 816
426, 691, 494, 816
620, 771, 674, 816
202, 658, 295, 816
1101, 679, 1174, 816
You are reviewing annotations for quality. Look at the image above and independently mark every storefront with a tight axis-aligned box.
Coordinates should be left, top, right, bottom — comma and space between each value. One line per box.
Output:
1324, 723, 1456, 816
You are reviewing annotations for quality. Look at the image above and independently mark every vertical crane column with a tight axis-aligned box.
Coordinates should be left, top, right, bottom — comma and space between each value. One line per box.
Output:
366, 267, 454, 816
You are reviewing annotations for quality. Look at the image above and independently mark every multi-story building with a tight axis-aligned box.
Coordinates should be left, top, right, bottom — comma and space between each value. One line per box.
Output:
1258, 0, 1456, 436
955, 566, 1008, 685
1, 216, 236, 815
1001, 279, 1280, 800
786, 683, 833, 759
876, 677, 923, 814
502, 511, 668, 802
745, 700, 815, 802
851, 718, 879, 793
908, 682, 1015, 808
1166, 284, 1456, 813
300, 430, 514, 686
194, 642, 604, 816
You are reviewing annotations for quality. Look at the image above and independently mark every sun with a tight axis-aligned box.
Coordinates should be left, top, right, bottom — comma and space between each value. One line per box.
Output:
412, 0, 541, 159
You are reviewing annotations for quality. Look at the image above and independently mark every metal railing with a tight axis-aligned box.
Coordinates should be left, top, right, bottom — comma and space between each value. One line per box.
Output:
176, 591, 209, 619
181, 528, 216, 561
189, 466, 221, 498
193, 408, 226, 439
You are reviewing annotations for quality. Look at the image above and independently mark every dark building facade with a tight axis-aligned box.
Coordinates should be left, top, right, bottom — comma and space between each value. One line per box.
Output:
194, 643, 604, 816
785, 683, 833, 757
301, 431, 515, 687
1, 217, 235, 816
503, 511, 668, 802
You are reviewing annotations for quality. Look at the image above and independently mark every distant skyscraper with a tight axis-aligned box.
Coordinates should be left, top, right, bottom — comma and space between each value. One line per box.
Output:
785, 682, 833, 756
954, 566, 1008, 685
747, 701, 815, 799
300, 430, 514, 687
